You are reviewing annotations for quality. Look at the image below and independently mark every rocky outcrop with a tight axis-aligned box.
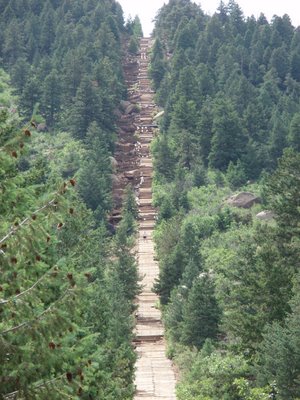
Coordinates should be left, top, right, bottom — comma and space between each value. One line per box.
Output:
153, 110, 164, 120
124, 169, 140, 179
125, 103, 140, 115
256, 210, 275, 220
226, 192, 261, 209
120, 124, 136, 133
109, 156, 118, 170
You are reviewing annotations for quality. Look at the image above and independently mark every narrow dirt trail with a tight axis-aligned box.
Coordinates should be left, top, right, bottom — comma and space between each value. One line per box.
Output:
133, 38, 177, 400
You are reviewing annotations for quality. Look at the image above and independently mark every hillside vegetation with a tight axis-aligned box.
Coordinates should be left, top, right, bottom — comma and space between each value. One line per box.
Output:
150, 1, 300, 399
1, 0, 300, 398
0, 0, 142, 398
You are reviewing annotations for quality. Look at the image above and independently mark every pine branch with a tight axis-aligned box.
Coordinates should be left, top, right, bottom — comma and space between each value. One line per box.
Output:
0, 266, 56, 305
0, 289, 75, 335
3, 373, 66, 400
0, 199, 56, 246
3, 345, 91, 399
0, 179, 75, 246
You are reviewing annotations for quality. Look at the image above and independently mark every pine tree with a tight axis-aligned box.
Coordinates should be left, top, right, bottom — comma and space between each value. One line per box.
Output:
290, 44, 300, 82
257, 276, 300, 399
128, 36, 139, 55
20, 75, 41, 118
265, 148, 300, 239
152, 134, 176, 181
209, 97, 247, 171
149, 38, 167, 91
269, 46, 290, 82
68, 76, 102, 139
0, 110, 89, 398
77, 122, 112, 220
10, 57, 30, 94
197, 99, 214, 166
181, 273, 220, 348
226, 159, 247, 188
3, 19, 26, 64
153, 217, 184, 304
39, 1, 56, 54
41, 69, 61, 125
132, 15, 143, 38
288, 112, 300, 151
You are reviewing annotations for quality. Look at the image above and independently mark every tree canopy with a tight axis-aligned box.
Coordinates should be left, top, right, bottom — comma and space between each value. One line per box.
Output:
150, 1, 300, 399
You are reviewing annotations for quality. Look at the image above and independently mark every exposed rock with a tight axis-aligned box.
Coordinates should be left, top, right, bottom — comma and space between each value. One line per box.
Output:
153, 110, 164, 120
110, 174, 121, 185
226, 192, 261, 209
121, 124, 136, 133
256, 210, 275, 221
109, 156, 118, 170
116, 142, 135, 151
125, 103, 139, 115
124, 169, 139, 179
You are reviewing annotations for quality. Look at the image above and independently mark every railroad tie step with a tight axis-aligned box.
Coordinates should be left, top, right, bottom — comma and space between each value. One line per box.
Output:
133, 334, 164, 343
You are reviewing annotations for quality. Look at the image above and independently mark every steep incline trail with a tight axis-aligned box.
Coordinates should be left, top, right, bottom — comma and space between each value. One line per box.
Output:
111, 36, 177, 400
133, 39, 177, 400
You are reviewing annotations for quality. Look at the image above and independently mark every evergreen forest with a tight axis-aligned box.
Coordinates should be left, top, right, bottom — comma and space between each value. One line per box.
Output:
0, 0, 142, 398
0, 0, 300, 399
150, 0, 300, 399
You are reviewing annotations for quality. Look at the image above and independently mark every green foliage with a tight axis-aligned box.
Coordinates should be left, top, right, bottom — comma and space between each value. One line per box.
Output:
151, 1, 300, 398
0, 3, 138, 396
153, 215, 184, 304
257, 275, 300, 399
115, 185, 138, 246
0, 109, 86, 397
0, 69, 17, 106
153, 0, 205, 51
180, 273, 221, 348
149, 39, 167, 91
132, 15, 143, 38
152, 134, 176, 182
209, 97, 246, 171
1, 0, 125, 127
128, 36, 139, 55
77, 122, 112, 220
233, 379, 269, 400
152, 0, 300, 180
289, 112, 300, 151
41, 69, 61, 125
125, 15, 143, 38
226, 160, 247, 189
177, 350, 250, 400
264, 148, 300, 237
0, 105, 137, 398
68, 76, 103, 140
217, 227, 293, 350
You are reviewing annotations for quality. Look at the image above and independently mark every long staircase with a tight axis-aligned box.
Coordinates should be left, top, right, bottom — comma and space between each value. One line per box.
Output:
111, 36, 176, 400
133, 39, 177, 400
